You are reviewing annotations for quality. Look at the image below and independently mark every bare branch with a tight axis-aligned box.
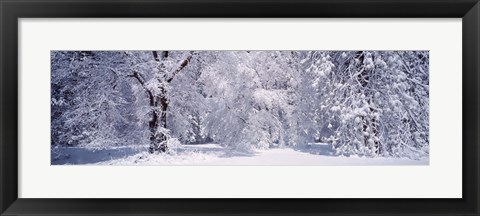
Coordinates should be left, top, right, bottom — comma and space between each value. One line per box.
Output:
152, 51, 160, 62
152, 51, 169, 62
127, 72, 155, 106
167, 51, 194, 83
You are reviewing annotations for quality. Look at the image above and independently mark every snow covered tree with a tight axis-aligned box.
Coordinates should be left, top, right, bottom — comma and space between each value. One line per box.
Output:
199, 51, 300, 150
125, 51, 194, 153
51, 51, 135, 148
296, 51, 336, 145
314, 51, 429, 158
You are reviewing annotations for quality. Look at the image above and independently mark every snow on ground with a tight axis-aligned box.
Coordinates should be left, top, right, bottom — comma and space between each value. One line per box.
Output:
52, 143, 428, 166
51, 145, 147, 165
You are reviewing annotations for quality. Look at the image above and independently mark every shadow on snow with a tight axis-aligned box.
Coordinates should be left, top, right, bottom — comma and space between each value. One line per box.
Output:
51, 144, 256, 165
51, 146, 147, 165
178, 144, 256, 158
51, 143, 334, 165
292, 143, 336, 157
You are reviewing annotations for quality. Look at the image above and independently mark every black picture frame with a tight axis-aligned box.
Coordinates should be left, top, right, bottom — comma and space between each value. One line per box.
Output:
1, 0, 479, 215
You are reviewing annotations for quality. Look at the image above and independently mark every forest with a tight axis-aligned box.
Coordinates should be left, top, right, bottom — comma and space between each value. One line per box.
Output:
51, 50, 429, 165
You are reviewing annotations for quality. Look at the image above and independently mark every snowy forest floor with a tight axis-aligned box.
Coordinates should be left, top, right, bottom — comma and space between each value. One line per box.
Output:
52, 143, 428, 165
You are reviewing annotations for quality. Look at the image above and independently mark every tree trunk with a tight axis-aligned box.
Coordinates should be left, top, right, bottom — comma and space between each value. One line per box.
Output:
148, 51, 169, 153
149, 88, 169, 153
147, 51, 193, 153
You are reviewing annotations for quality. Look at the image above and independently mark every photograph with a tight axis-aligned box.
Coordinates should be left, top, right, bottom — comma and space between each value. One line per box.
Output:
3, 0, 477, 214
50, 50, 429, 165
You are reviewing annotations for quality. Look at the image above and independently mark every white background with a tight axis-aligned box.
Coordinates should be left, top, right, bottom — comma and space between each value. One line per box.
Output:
18, 19, 462, 198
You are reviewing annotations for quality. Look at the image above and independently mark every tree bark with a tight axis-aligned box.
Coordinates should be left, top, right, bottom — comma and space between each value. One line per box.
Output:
149, 87, 169, 153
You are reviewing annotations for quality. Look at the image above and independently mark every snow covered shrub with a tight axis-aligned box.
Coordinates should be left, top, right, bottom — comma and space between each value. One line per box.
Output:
164, 137, 182, 154
148, 127, 182, 154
